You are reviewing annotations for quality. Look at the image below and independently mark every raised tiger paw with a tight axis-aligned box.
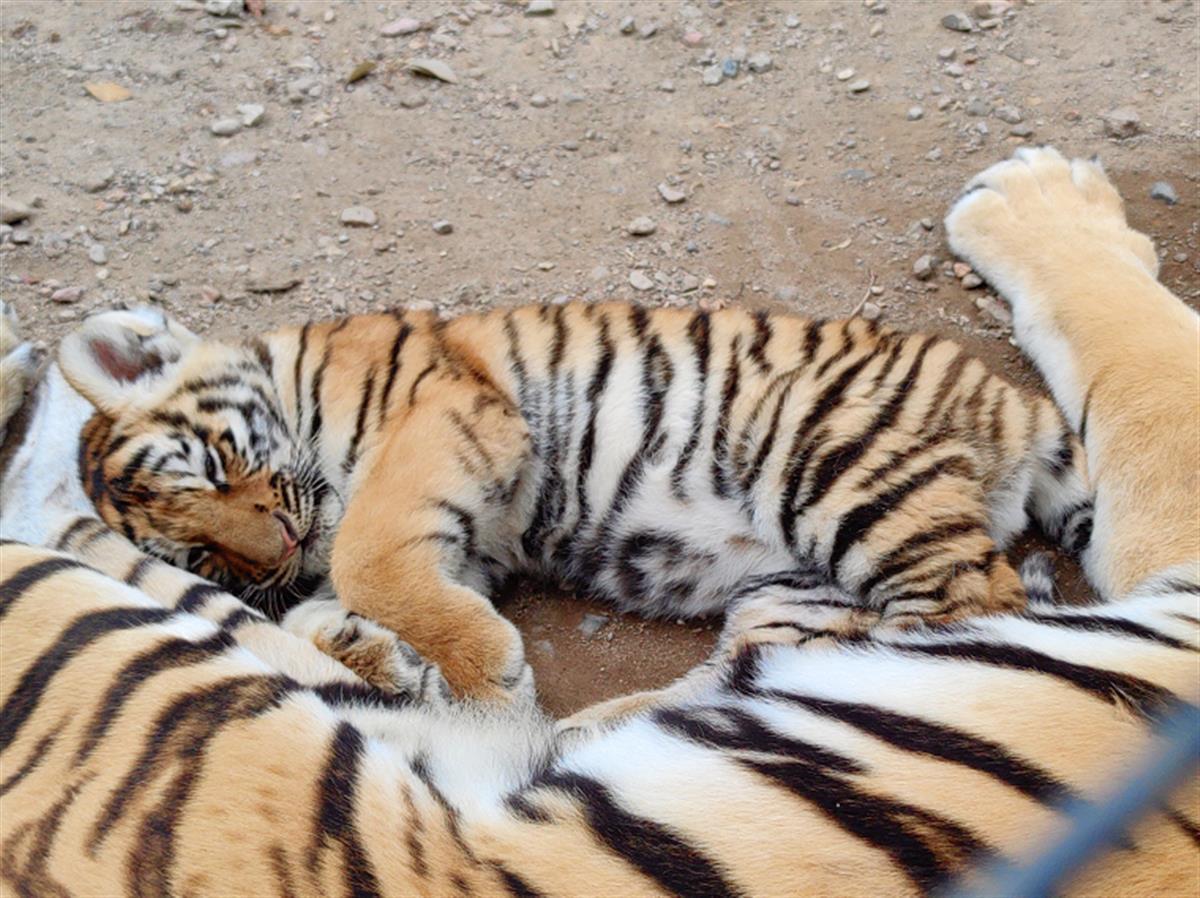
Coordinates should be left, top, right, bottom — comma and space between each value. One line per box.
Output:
282, 598, 453, 705
945, 146, 1159, 311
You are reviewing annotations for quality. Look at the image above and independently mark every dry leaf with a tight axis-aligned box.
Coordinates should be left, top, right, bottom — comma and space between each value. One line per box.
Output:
84, 82, 132, 103
347, 61, 376, 84
407, 58, 458, 84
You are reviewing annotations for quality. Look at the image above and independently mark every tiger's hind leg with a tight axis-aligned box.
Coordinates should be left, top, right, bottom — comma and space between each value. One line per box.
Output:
947, 146, 1199, 597
557, 574, 868, 738
332, 375, 536, 705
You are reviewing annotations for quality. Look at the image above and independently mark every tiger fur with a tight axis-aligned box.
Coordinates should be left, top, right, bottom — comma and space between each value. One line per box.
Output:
56, 263, 1091, 702
0, 146, 1196, 898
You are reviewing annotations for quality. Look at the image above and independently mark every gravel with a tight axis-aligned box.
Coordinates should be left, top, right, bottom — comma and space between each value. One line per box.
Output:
432, 219, 454, 235
237, 103, 265, 127
339, 206, 377, 227
907, 106, 925, 121
913, 254, 936, 280
629, 270, 653, 291
87, 244, 107, 265
941, 11, 974, 32
1150, 181, 1179, 205
747, 53, 773, 74
210, 118, 242, 137
847, 79, 871, 93
627, 216, 657, 236
1102, 107, 1141, 139
525, 0, 555, 15
0, 198, 32, 224
994, 105, 1023, 124
577, 613, 610, 638
657, 183, 686, 204
380, 17, 422, 37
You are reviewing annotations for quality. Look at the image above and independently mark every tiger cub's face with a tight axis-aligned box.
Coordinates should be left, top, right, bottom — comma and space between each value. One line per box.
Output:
60, 308, 324, 613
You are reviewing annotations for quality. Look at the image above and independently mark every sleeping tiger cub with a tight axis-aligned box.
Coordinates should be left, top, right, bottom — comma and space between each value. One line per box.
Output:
0, 148, 1197, 898
58, 292, 1093, 701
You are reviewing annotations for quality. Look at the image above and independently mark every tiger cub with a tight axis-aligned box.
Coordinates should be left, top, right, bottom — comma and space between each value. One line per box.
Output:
59, 303, 1092, 700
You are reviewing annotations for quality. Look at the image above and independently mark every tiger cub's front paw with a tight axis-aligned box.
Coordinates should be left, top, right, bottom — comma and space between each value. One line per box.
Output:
283, 598, 452, 705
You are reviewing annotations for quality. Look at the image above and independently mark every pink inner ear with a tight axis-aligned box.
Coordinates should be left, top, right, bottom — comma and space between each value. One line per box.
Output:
90, 338, 159, 383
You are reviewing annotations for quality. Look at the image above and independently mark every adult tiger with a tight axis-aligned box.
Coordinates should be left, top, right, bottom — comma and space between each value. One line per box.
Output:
47, 217, 1092, 703
0, 147, 1196, 897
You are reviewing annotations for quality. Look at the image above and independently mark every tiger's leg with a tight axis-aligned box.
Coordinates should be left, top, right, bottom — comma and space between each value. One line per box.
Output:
49, 514, 451, 704
331, 378, 536, 704
946, 146, 1200, 597
557, 574, 867, 737
801, 450, 1026, 626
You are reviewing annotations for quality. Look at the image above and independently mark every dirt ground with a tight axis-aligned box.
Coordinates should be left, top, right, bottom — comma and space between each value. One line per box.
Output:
1, 0, 1196, 716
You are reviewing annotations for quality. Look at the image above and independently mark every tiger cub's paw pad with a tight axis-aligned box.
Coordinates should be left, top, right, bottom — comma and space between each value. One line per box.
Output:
283, 599, 452, 704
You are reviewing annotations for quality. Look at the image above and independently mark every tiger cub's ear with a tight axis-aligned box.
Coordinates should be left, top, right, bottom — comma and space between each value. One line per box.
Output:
57, 307, 200, 416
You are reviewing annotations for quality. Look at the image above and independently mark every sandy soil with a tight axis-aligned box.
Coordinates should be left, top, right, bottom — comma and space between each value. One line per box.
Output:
1, 0, 1196, 716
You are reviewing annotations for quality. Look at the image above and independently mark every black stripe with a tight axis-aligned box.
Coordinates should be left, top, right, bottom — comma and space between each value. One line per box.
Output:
343, 368, 377, 474
669, 312, 712, 500
0, 723, 62, 797
0, 557, 86, 620
1078, 381, 1095, 444
1165, 808, 1200, 844
124, 554, 157, 587
738, 370, 802, 494
1023, 611, 1198, 652
711, 333, 742, 498
748, 310, 773, 373
55, 516, 106, 551
307, 320, 349, 444
74, 631, 238, 765
655, 705, 989, 893
571, 314, 615, 533
827, 456, 971, 573
309, 722, 382, 898
898, 640, 1181, 720
856, 517, 982, 597
536, 771, 743, 898
800, 337, 933, 512
761, 690, 1075, 804
493, 864, 546, 898
778, 353, 876, 546
0, 606, 172, 753
292, 323, 311, 434
175, 582, 226, 613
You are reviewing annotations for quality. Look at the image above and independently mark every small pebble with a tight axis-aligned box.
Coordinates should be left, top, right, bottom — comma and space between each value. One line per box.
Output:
82, 168, 115, 193
340, 206, 377, 227
530, 94, 550, 108
961, 273, 984, 289
682, 30, 704, 46
836, 67, 855, 81
945, 63, 965, 77
629, 270, 653, 291
657, 183, 686, 204
578, 613, 609, 638
51, 286, 84, 304
619, 16, 635, 34
722, 58, 739, 78
941, 11, 974, 32
965, 99, 991, 117
747, 53, 773, 74
953, 262, 973, 279
627, 216, 657, 236
87, 244, 107, 265
380, 17, 422, 36
1149, 182, 1178, 205
1102, 107, 1141, 139
847, 79, 871, 93
525, 0, 555, 15
702, 65, 723, 86
400, 93, 427, 109
860, 301, 881, 321
432, 219, 453, 235
785, 15, 800, 28
0, 198, 32, 224
913, 254, 936, 280
639, 22, 659, 39
237, 103, 265, 127
907, 106, 925, 121
210, 118, 242, 136
994, 105, 1023, 124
